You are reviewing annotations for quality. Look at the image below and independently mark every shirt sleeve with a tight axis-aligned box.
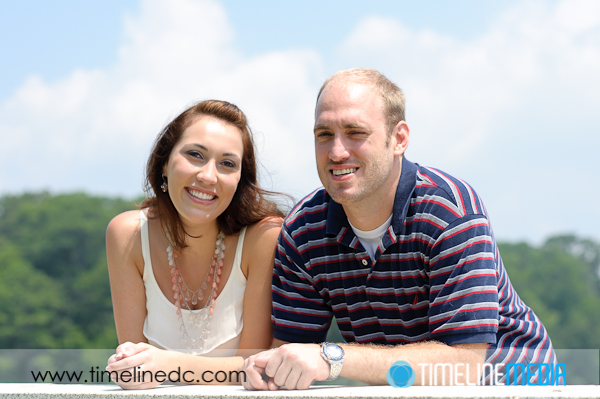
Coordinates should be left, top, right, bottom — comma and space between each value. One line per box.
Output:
271, 224, 333, 343
426, 214, 500, 345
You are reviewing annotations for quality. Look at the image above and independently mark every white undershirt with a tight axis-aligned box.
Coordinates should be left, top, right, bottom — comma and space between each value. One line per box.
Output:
348, 214, 393, 261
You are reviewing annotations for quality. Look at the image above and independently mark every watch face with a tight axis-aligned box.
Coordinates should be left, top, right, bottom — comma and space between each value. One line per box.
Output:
324, 343, 344, 360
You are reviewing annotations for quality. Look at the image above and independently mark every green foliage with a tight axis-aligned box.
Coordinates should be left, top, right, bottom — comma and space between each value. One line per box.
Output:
0, 242, 86, 348
1, 190, 599, 361
0, 192, 137, 279
499, 236, 600, 350
0, 192, 139, 349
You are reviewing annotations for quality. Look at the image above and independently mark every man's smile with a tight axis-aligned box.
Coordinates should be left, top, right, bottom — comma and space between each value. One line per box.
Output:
332, 168, 357, 176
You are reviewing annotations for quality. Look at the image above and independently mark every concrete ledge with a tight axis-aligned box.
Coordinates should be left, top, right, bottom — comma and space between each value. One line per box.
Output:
0, 384, 599, 399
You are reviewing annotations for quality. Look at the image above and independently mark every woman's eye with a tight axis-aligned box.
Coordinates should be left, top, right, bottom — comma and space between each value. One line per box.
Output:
187, 151, 203, 159
222, 160, 236, 168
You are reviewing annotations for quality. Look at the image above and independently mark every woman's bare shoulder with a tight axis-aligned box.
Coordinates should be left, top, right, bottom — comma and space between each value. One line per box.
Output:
244, 216, 283, 243
106, 209, 148, 275
107, 209, 142, 240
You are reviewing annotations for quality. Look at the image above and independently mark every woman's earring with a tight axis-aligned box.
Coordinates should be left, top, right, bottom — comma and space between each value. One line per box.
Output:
161, 174, 168, 193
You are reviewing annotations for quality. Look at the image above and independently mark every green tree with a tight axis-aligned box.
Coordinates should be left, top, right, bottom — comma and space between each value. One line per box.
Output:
0, 241, 86, 348
499, 237, 600, 350
0, 192, 139, 348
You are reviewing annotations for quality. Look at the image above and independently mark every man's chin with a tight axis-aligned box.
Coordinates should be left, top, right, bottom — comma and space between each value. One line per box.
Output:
325, 187, 359, 205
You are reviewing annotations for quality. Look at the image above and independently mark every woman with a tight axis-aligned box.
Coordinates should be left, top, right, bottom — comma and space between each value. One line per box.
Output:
105, 100, 283, 389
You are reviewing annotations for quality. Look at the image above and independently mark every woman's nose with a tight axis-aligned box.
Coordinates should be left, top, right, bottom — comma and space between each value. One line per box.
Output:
197, 160, 218, 185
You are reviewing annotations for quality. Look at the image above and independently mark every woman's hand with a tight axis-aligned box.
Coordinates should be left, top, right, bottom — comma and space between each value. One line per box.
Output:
106, 342, 174, 390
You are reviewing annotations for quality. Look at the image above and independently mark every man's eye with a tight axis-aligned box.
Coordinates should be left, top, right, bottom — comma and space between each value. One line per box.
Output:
316, 132, 332, 139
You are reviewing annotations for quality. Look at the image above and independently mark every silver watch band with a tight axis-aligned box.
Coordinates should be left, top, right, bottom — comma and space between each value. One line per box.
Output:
326, 361, 343, 381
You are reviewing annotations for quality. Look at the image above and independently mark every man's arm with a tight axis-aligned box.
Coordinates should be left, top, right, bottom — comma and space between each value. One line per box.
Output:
340, 341, 487, 385
243, 340, 487, 390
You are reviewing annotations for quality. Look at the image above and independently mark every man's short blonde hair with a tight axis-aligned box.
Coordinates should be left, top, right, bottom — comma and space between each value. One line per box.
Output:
316, 68, 406, 135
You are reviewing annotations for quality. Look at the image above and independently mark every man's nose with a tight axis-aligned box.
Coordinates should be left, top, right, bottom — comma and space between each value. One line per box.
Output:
329, 136, 350, 162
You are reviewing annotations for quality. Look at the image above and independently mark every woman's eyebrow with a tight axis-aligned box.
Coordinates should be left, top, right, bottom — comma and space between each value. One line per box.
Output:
191, 143, 208, 151
190, 144, 240, 159
222, 152, 241, 159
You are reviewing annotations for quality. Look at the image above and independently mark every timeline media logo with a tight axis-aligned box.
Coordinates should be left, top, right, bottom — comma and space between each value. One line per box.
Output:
387, 361, 415, 388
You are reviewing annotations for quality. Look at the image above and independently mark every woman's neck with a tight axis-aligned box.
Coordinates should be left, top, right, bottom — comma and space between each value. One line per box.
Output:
179, 220, 222, 255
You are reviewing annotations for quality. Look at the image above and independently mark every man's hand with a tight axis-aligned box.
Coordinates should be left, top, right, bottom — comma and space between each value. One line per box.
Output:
242, 343, 330, 390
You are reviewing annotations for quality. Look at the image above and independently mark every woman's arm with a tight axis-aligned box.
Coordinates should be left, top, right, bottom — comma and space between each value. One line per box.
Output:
106, 210, 148, 344
236, 217, 283, 354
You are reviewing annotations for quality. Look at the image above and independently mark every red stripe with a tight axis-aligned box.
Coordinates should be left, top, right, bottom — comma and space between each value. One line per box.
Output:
410, 217, 445, 230
275, 278, 317, 293
438, 221, 489, 243
285, 188, 322, 225
430, 271, 497, 294
434, 323, 497, 333
272, 303, 323, 317
486, 318, 527, 364
432, 306, 499, 324
287, 207, 325, 228
431, 238, 493, 267
330, 289, 426, 299
431, 289, 497, 307
415, 198, 462, 218
272, 319, 324, 331
338, 301, 429, 314
372, 253, 427, 265
291, 224, 326, 240
371, 302, 430, 312
273, 289, 323, 304
283, 232, 341, 256
461, 178, 479, 214
369, 272, 426, 281
315, 272, 370, 285
431, 167, 467, 215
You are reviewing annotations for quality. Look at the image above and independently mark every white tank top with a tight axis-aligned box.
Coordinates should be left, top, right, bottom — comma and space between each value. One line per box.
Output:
140, 209, 247, 355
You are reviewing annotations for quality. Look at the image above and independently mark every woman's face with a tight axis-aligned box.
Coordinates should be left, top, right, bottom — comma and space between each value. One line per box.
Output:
163, 116, 244, 229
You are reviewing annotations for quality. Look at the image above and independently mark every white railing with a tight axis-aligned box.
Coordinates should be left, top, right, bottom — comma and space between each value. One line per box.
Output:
0, 384, 599, 399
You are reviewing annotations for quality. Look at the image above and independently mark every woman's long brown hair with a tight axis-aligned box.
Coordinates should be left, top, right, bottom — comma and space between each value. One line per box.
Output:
141, 100, 285, 249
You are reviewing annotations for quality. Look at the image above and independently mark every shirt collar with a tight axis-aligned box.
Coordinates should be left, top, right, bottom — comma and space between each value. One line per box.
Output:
391, 156, 417, 235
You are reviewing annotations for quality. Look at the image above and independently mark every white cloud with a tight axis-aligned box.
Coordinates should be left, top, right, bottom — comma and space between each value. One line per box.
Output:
0, 0, 322, 200
334, 0, 600, 242
1, 0, 599, 242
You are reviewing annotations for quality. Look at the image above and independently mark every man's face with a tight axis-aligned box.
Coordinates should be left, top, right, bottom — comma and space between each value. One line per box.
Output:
314, 82, 398, 207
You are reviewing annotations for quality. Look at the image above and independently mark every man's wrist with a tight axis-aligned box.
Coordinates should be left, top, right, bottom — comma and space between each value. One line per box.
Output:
320, 342, 344, 381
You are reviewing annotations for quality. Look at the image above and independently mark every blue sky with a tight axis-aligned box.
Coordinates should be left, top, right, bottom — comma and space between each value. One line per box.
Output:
1, 1, 520, 99
1, 0, 599, 243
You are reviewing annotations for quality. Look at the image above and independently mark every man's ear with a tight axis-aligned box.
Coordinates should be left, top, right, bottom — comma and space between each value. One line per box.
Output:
391, 121, 410, 157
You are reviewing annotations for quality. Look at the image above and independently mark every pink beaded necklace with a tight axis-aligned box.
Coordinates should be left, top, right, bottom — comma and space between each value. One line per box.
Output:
166, 231, 225, 351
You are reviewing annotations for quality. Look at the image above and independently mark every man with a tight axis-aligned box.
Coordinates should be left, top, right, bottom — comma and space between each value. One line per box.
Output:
242, 68, 555, 390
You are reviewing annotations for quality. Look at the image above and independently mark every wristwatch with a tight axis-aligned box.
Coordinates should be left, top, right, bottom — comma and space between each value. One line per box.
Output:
320, 342, 345, 381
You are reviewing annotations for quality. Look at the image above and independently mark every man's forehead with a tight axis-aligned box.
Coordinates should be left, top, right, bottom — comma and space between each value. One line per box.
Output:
319, 81, 380, 108
315, 81, 384, 122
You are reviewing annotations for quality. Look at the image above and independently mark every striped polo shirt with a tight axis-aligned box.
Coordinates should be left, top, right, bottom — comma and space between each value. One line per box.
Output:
272, 157, 556, 383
